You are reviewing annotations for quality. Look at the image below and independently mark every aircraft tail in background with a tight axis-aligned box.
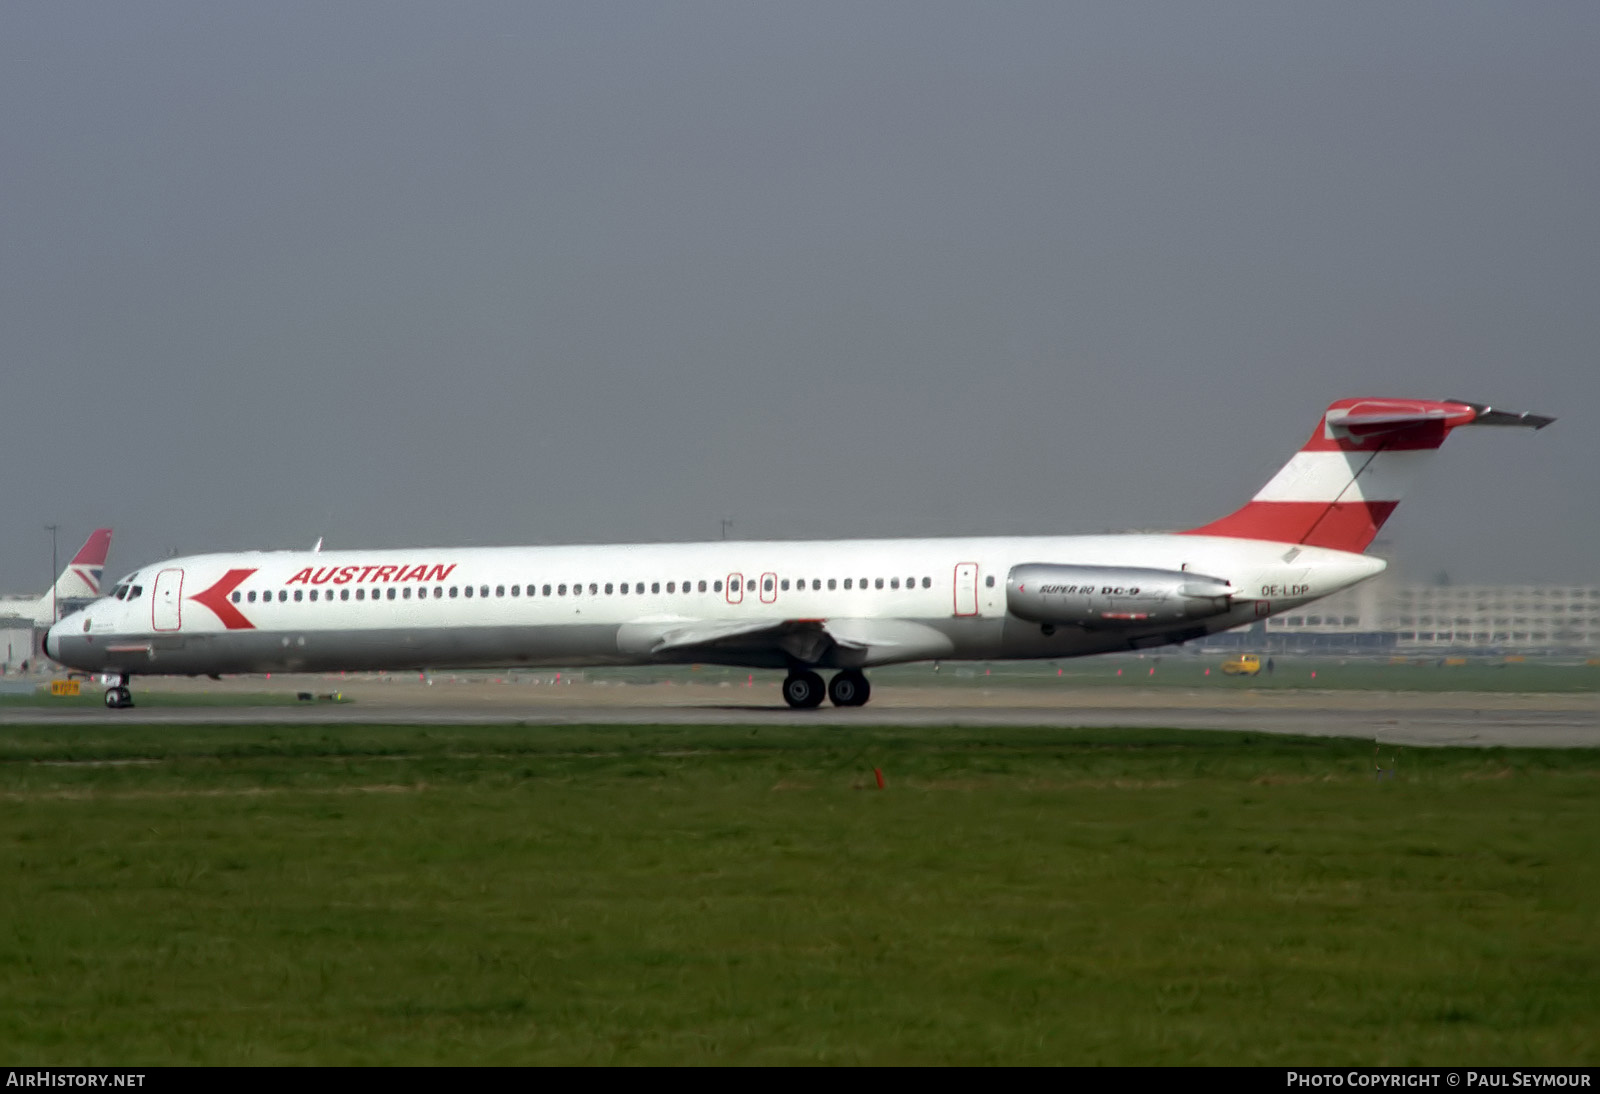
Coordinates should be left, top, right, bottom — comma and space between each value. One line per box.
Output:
3, 528, 114, 625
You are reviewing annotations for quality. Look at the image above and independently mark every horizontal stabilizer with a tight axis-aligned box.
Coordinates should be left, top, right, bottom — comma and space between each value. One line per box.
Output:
1444, 399, 1556, 430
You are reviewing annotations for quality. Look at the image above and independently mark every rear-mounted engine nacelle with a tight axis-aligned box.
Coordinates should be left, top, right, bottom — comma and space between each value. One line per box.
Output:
1007, 563, 1235, 628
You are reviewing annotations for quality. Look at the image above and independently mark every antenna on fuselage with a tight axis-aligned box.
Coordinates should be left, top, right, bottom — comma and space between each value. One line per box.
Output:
312, 537, 324, 553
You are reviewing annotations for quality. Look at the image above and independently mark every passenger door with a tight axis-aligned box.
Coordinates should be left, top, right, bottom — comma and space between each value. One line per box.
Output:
954, 562, 979, 617
152, 568, 184, 631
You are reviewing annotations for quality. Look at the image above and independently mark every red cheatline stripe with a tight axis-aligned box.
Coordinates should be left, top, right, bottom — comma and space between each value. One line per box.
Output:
1182, 500, 1399, 553
188, 569, 258, 630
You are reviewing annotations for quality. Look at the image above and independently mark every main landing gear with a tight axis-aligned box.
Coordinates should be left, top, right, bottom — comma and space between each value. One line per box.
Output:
781, 669, 870, 709
104, 674, 134, 709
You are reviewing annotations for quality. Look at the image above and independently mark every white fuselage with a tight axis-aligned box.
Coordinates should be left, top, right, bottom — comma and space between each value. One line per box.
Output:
47, 533, 1383, 677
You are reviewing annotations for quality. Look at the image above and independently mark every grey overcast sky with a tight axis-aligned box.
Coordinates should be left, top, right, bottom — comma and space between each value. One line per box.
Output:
3, 2, 1596, 591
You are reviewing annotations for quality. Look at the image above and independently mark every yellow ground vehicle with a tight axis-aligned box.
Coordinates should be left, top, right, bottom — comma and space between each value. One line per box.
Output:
1221, 654, 1262, 676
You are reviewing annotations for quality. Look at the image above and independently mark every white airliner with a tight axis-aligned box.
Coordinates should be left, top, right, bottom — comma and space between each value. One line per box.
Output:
46, 399, 1550, 710
2, 528, 114, 626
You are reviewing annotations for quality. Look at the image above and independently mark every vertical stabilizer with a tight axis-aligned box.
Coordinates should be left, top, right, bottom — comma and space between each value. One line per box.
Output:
1182, 399, 1551, 553
25, 528, 114, 623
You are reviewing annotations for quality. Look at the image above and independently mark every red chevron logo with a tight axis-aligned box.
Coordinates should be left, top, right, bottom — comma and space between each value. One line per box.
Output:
188, 568, 257, 630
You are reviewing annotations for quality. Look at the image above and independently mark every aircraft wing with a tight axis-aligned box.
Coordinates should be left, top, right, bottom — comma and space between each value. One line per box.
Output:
617, 617, 955, 667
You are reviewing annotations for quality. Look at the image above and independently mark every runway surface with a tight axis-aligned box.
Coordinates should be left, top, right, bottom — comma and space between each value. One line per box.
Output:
3, 680, 1595, 747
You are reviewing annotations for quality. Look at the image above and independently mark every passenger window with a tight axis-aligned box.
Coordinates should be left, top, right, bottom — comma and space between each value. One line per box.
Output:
859, 578, 867, 589
635, 583, 644, 594
844, 578, 852, 590
510, 585, 519, 597
246, 591, 256, 603
985, 575, 995, 587
874, 578, 883, 589
293, 590, 303, 602
652, 582, 661, 594
480, 585, 489, 598
449, 587, 458, 598
310, 590, 319, 602
922, 577, 931, 588
497, 585, 506, 597
697, 580, 706, 592
387, 587, 396, 600
890, 578, 899, 589
434, 586, 443, 598
589, 583, 597, 595
666, 582, 675, 593
746, 579, 756, 592
356, 589, 365, 601
464, 586, 473, 598
230, 591, 240, 603
558, 584, 567, 596
542, 585, 552, 597
828, 579, 837, 590
907, 576, 915, 588
278, 590, 287, 602
780, 579, 789, 591
402, 587, 410, 599
812, 579, 821, 590
714, 580, 723, 592
764, 577, 774, 592
341, 589, 350, 601
418, 587, 427, 599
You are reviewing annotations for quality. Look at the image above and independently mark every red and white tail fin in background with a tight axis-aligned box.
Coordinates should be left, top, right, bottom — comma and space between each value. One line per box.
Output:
20, 528, 114, 624
1183, 399, 1553, 554
59, 528, 114, 600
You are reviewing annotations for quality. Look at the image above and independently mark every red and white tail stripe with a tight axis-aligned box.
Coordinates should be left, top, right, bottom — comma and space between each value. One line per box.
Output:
1183, 398, 1551, 553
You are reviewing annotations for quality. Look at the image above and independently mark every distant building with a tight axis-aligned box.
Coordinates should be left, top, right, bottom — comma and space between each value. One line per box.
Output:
1206, 574, 1600, 655
0, 615, 38, 673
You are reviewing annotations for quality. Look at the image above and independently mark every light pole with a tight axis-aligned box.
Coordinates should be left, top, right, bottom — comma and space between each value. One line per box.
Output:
45, 524, 58, 625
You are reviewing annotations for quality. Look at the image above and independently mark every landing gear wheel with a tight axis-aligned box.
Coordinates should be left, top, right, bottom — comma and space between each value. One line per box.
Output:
104, 686, 133, 709
828, 670, 871, 707
782, 670, 825, 709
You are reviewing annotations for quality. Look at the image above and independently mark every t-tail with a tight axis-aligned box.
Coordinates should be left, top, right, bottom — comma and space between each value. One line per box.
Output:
1182, 398, 1553, 553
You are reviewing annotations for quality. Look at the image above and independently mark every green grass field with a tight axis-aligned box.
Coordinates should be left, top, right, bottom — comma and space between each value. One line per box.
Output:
1, 722, 1596, 1064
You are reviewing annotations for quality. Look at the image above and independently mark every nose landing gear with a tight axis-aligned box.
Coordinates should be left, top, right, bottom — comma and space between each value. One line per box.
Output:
104, 675, 134, 709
